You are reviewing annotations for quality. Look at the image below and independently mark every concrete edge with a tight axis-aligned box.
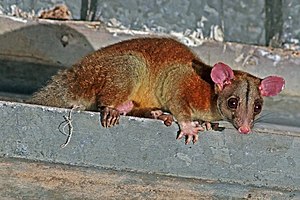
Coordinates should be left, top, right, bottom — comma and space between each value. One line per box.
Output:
1, 100, 300, 192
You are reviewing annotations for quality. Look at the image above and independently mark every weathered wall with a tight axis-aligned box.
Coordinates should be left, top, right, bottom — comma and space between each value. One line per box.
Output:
0, 0, 300, 48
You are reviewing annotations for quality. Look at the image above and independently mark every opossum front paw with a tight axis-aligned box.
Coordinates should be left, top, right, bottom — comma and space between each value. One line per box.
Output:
100, 107, 120, 128
201, 122, 225, 132
159, 114, 174, 126
177, 121, 204, 144
201, 121, 213, 131
150, 110, 174, 126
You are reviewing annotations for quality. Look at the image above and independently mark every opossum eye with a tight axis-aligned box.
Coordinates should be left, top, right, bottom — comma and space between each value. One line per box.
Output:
254, 101, 262, 114
227, 97, 238, 109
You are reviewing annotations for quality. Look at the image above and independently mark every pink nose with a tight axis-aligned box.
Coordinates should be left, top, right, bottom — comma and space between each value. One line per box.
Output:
238, 126, 251, 134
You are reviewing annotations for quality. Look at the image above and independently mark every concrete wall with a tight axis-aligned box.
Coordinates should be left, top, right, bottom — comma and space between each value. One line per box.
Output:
1, 0, 300, 48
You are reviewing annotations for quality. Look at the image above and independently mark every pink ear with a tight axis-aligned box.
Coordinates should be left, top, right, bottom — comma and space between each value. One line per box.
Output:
259, 76, 285, 96
211, 62, 234, 90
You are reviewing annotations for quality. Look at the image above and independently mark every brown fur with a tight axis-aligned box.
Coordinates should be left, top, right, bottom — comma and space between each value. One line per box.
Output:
30, 37, 221, 123
216, 71, 263, 131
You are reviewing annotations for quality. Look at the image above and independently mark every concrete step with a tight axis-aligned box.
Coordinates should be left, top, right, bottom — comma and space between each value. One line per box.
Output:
1, 101, 300, 199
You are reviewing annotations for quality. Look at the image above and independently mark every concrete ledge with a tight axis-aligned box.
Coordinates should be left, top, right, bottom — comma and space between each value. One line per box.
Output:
1, 101, 300, 194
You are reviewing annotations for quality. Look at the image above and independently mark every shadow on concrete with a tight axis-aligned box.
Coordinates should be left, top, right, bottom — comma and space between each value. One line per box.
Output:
0, 59, 65, 94
0, 22, 95, 95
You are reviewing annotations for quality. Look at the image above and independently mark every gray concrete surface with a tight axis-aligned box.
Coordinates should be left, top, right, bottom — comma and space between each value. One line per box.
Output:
1, 157, 299, 200
1, 101, 300, 195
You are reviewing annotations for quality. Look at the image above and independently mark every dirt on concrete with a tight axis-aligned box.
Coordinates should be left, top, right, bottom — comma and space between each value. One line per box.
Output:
1, 158, 297, 200
0, 158, 214, 200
